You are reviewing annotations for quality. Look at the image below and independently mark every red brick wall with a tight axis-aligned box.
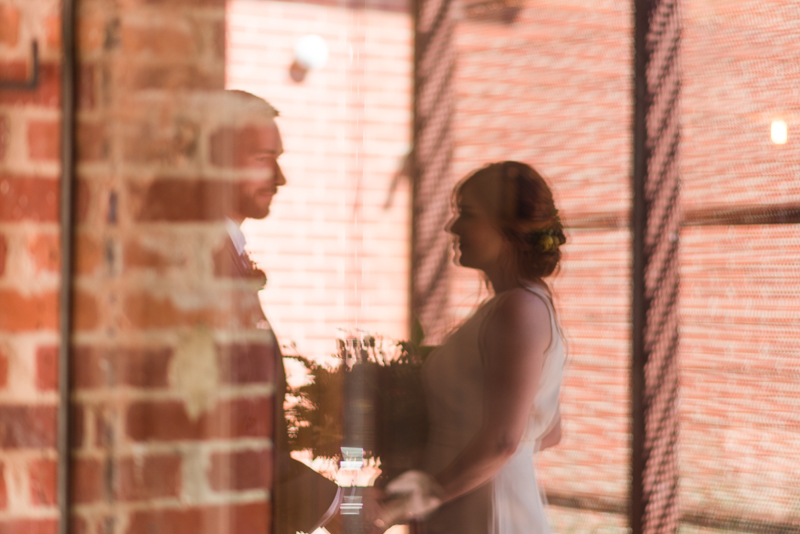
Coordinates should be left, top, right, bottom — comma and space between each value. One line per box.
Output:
0, 0, 63, 532
225, 0, 413, 360
70, 1, 275, 533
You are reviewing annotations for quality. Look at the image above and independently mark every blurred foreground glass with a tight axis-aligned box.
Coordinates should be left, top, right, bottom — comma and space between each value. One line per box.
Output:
60, 0, 800, 533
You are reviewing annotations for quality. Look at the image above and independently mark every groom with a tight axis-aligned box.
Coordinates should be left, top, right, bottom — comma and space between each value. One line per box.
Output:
212, 89, 341, 534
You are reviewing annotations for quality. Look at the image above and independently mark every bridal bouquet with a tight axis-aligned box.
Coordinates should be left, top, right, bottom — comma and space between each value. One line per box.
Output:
284, 328, 434, 478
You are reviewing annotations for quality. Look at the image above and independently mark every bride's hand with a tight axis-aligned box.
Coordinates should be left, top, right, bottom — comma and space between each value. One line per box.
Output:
370, 470, 444, 532
362, 486, 390, 533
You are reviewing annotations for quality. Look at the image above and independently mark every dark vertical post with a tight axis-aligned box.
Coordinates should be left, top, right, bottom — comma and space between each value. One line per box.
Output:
341, 337, 373, 534
411, 0, 457, 343
632, 0, 682, 533
58, 1, 77, 533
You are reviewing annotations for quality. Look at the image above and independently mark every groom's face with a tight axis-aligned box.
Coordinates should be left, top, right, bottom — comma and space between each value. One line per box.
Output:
223, 120, 286, 221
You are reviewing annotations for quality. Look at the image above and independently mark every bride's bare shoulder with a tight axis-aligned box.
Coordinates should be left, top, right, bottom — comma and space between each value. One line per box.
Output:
494, 287, 548, 315
477, 288, 551, 369
484, 288, 550, 337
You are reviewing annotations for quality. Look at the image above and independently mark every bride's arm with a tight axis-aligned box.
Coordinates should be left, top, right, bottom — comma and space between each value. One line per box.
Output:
432, 289, 552, 503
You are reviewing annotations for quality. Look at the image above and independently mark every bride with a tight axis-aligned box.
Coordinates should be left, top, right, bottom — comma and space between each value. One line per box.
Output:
376, 161, 567, 534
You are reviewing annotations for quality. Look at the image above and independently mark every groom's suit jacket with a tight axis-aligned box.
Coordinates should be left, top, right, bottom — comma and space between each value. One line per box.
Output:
214, 234, 340, 534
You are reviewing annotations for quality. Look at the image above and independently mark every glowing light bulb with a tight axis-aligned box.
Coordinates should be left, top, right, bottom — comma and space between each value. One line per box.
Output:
771, 120, 788, 145
294, 35, 329, 71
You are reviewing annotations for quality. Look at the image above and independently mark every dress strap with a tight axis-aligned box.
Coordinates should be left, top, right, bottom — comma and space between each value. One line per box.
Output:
519, 285, 557, 351
522, 284, 567, 365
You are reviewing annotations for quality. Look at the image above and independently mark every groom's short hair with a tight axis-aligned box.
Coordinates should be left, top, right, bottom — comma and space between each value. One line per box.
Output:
220, 89, 280, 125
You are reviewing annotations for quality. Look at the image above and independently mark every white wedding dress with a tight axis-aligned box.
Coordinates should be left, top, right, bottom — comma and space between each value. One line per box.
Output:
420, 285, 565, 534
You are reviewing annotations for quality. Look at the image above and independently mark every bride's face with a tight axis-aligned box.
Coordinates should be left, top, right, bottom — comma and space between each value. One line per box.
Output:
448, 186, 510, 272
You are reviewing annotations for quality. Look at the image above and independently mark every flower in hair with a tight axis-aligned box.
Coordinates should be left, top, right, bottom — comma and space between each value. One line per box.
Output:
539, 234, 557, 252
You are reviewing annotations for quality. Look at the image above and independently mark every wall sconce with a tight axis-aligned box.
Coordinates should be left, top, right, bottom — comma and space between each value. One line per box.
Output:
290, 34, 329, 82
771, 120, 788, 145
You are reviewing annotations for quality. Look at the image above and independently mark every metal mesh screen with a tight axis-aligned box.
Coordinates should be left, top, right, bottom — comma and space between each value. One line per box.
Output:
679, 1, 800, 531
412, 0, 458, 344
441, 1, 800, 533
449, 2, 634, 531
632, 0, 682, 531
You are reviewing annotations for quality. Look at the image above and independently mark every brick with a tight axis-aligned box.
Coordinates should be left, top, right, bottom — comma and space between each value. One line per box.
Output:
72, 346, 107, 389
27, 120, 60, 162
28, 232, 60, 274
126, 502, 269, 534
0, 62, 61, 107
36, 346, 59, 391
75, 10, 108, 54
74, 179, 91, 223
120, 116, 200, 166
218, 343, 275, 385
75, 232, 103, 275
0, 405, 57, 448
70, 403, 86, 449
126, 506, 202, 534
72, 457, 104, 505
77, 121, 107, 162
94, 407, 114, 449
123, 238, 185, 271
125, 397, 272, 442
0, 463, 6, 509
0, 233, 5, 276
120, 62, 223, 91
44, 16, 61, 52
0, 519, 58, 534
73, 290, 100, 332
115, 454, 181, 501
29, 458, 57, 505
0, 177, 59, 222
0, 5, 20, 47
129, 179, 227, 222
70, 516, 89, 534
116, 348, 172, 388
121, 292, 265, 331
132, 0, 226, 8
0, 290, 58, 332
121, 293, 211, 329
208, 449, 271, 492
0, 349, 7, 387
0, 114, 7, 161
120, 24, 196, 58
72, 346, 172, 389
77, 65, 97, 111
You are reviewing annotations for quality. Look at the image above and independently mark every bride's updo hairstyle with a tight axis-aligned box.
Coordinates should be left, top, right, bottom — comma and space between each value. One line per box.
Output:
457, 161, 566, 280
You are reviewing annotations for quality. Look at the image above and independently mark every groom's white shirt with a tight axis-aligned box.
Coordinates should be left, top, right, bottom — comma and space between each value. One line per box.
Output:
225, 217, 247, 256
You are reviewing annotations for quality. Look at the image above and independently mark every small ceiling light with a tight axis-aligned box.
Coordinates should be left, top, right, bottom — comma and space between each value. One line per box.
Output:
291, 35, 329, 82
771, 120, 788, 145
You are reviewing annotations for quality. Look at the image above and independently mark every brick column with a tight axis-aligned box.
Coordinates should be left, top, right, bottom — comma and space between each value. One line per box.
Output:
631, 0, 682, 532
411, 0, 457, 343
0, 1, 64, 532
69, 2, 274, 533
